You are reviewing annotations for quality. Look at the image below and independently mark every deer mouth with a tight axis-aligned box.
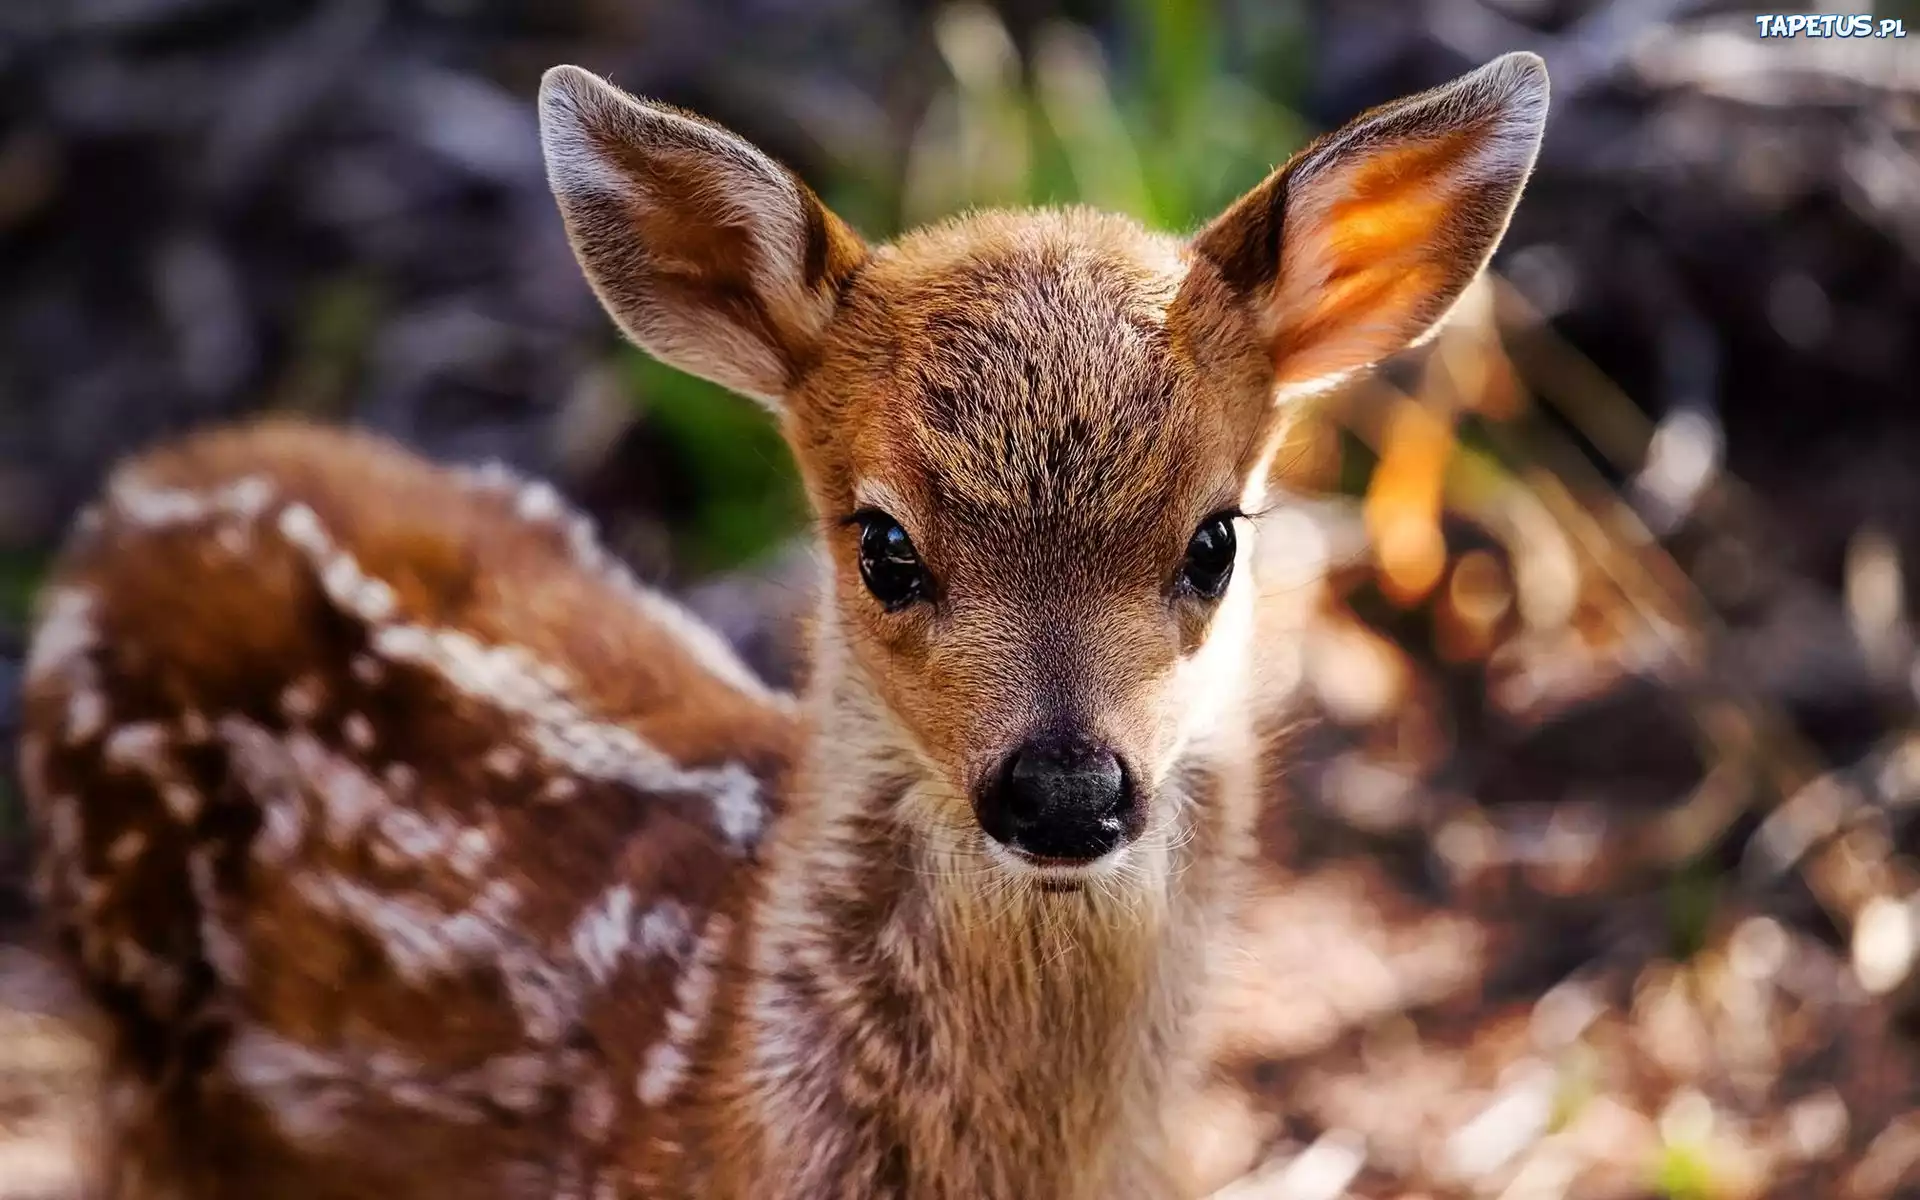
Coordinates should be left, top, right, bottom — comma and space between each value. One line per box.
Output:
981, 836, 1133, 891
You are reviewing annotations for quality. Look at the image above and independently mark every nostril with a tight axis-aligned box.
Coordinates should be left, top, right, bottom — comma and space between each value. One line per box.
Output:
978, 737, 1134, 863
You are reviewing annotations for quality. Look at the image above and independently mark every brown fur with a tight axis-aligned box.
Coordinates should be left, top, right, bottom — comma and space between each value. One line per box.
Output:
21, 53, 1547, 1198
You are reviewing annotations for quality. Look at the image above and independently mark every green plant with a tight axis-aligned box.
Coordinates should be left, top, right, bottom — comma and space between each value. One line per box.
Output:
0, 550, 43, 628
624, 355, 806, 575
903, 0, 1309, 233
1666, 855, 1722, 961
1652, 1139, 1719, 1200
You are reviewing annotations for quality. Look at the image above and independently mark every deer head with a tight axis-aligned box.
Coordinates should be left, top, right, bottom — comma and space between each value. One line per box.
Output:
537, 53, 1548, 893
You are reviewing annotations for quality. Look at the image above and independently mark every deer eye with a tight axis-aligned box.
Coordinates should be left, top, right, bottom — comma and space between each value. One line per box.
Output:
1179, 513, 1237, 601
855, 511, 928, 611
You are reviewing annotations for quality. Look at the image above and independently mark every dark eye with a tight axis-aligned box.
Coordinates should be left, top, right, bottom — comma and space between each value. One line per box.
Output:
855, 511, 929, 611
1179, 513, 1237, 600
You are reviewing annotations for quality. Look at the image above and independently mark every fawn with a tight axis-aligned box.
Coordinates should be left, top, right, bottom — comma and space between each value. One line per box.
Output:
18, 52, 1547, 1199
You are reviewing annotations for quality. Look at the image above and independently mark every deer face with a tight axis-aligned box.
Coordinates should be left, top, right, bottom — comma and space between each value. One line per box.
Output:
538, 55, 1548, 883
785, 214, 1270, 876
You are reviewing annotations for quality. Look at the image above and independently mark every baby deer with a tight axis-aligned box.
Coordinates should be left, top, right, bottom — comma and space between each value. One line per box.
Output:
19, 53, 1547, 1199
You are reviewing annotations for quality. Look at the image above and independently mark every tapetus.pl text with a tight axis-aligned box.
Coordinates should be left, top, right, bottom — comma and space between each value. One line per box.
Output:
1753, 13, 1906, 37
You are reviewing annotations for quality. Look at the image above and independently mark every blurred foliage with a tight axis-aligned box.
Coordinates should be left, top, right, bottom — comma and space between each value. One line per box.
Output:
273, 273, 386, 419
902, 0, 1307, 230
1653, 1140, 1719, 1200
625, 355, 807, 575
1664, 854, 1721, 961
626, 0, 1312, 574
0, 552, 41, 629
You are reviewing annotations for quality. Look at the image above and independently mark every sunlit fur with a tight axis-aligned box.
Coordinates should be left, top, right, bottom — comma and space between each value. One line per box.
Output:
20, 54, 1546, 1200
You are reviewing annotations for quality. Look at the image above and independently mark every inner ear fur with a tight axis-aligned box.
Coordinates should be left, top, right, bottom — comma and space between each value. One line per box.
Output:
1190, 52, 1550, 398
539, 65, 867, 409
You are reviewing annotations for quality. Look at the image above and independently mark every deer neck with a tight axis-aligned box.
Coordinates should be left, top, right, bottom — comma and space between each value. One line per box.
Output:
718, 607, 1252, 1198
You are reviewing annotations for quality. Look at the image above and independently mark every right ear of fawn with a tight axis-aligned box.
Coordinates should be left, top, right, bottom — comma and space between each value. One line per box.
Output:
19, 53, 1546, 1199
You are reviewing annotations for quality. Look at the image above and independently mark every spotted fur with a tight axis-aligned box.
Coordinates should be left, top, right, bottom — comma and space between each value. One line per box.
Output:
22, 52, 1548, 1199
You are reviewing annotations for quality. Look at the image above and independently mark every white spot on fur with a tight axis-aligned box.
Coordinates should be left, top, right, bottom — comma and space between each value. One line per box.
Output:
66, 690, 107, 746
453, 827, 493, 878
324, 556, 396, 620
572, 885, 635, 985
78, 878, 110, 917
106, 830, 147, 867
370, 625, 766, 851
542, 777, 580, 804
635, 1035, 691, 1109
263, 494, 770, 849
24, 588, 98, 686
637, 899, 693, 961
275, 503, 327, 554
256, 798, 306, 865
187, 845, 247, 986
371, 807, 439, 863
364, 806, 492, 880
285, 732, 383, 847
220, 718, 309, 866
107, 472, 274, 531
180, 709, 211, 743
280, 676, 326, 723
223, 1027, 498, 1138
482, 1053, 553, 1114
277, 504, 398, 623
453, 460, 786, 709
498, 949, 579, 1045
102, 722, 169, 775
215, 524, 250, 556
572, 1071, 618, 1143
161, 783, 202, 824
511, 477, 565, 523
226, 1027, 564, 1141
294, 873, 520, 984
351, 654, 386, 686
224, 1027, 354, 1143
342, 712, 377, 753
380, 1070, 484, 1125
23, 583, 109, 744
635, 913, 730, 1106
484, 745, 526, 779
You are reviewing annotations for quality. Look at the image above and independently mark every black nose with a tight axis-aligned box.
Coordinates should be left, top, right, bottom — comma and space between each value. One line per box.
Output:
977, 736, 1134, 863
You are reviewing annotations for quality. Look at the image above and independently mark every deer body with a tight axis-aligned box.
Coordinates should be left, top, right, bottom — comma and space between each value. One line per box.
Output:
20, 54, 1548, 1199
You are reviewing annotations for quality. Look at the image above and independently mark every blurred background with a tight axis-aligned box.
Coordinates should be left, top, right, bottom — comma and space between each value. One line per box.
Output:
2, 0, 1919, 1196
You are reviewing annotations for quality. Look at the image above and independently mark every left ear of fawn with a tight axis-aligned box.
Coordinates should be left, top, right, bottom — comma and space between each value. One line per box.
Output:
19, 52, 1545, 1199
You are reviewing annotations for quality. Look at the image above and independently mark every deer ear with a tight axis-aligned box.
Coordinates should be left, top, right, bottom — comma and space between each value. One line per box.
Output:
539, 65, 868, 409
1192, 52, 1548, 396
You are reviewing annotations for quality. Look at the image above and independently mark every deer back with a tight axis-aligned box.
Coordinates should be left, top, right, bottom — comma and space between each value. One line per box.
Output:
18, 418, 796, 1197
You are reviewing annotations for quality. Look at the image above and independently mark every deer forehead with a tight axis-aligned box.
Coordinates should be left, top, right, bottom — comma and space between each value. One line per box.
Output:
816, 211, 1256, 544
